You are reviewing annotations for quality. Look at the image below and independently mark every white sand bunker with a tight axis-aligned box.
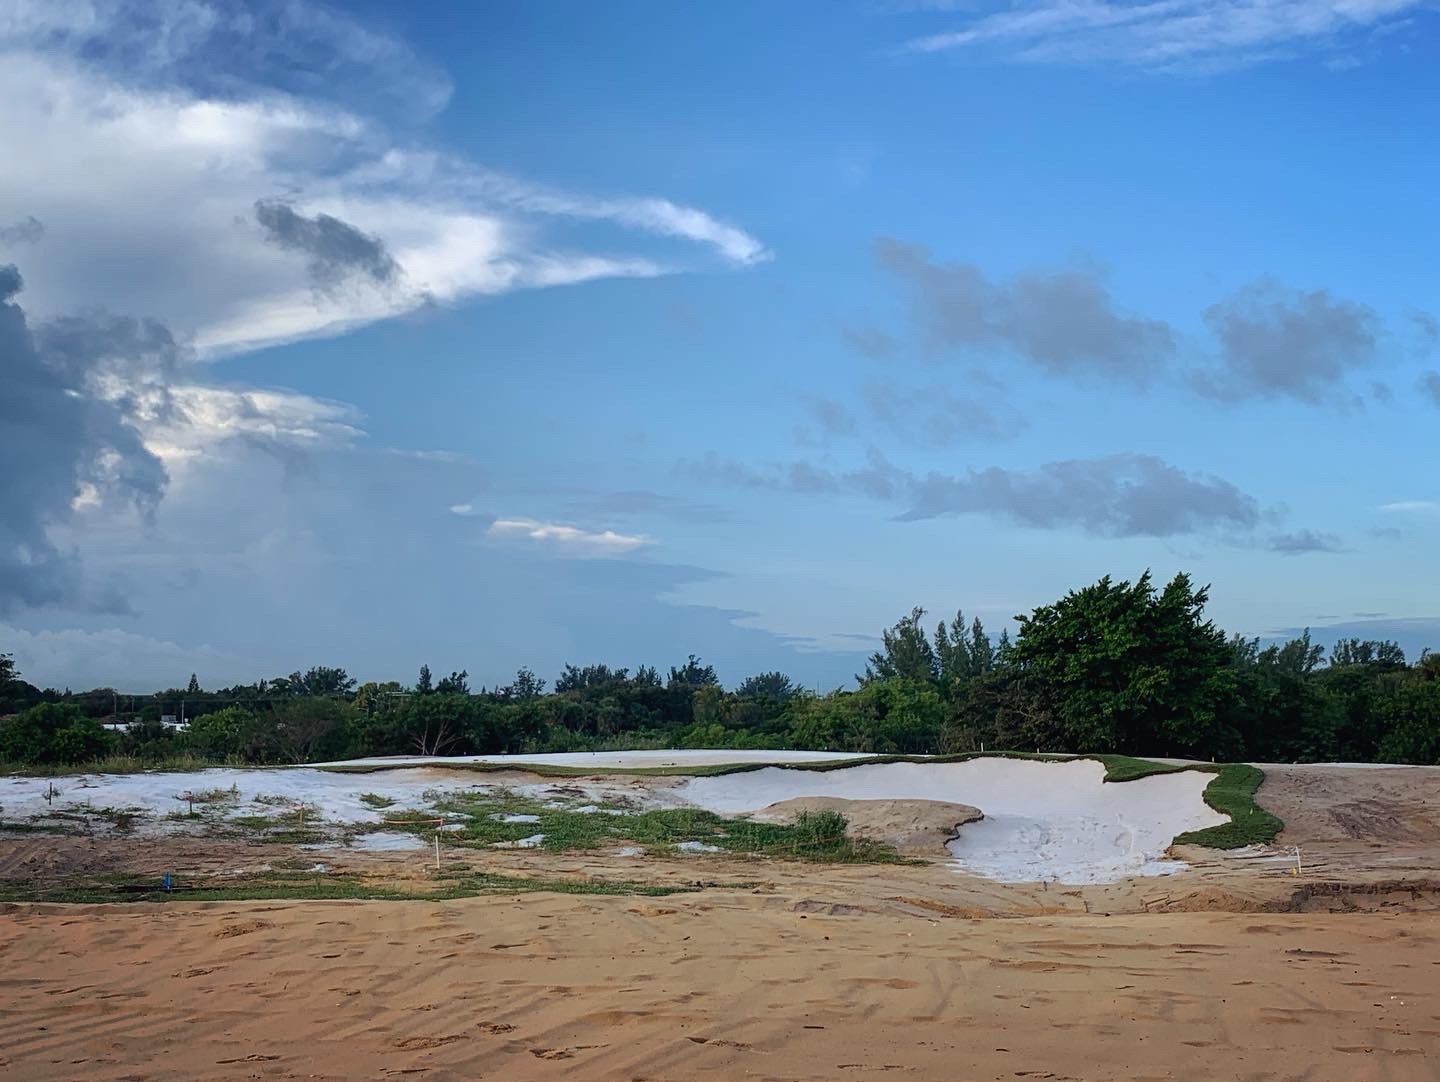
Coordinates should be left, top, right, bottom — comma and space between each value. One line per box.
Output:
676, 759, 1228, 885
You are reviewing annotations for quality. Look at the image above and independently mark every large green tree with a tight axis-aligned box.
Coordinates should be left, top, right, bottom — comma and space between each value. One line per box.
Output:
1011, 571, 1236, 755
860, 607, 938, 685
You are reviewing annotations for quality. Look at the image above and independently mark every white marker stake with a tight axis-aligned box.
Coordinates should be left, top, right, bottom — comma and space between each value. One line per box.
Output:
435, 829, 441, 871
1293, 846, 1303, 877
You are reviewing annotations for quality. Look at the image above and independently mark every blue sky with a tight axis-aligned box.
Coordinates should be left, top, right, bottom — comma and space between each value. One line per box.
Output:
2, 0, 1438, 691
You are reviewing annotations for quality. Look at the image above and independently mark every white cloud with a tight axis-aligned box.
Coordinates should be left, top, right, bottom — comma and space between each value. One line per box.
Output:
1379, 500, 1440, 513
450, 503, 478, 516
468, 169, 771, 267
140, 385, 363, 470
487, 518, 653, 557
0, 10, 766, 356
900, 0, 1429, 71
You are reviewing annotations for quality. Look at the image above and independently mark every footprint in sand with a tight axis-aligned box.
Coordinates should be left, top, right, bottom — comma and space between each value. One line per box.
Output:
392, 1035, 465, 1050
529, 1045, 601, 1060
687, 1037, 756, 1051
214, 920, 273, 939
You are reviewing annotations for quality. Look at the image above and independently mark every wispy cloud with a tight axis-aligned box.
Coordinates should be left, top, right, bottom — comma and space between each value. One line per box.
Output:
1379, 500, 1440, 513
468, 171, 770, 268
1267, 529, 1343, 555
863, 381, 1025, 445
487, 518, 653, 557
2, 0, 454, 117
897, 0, 1430, 72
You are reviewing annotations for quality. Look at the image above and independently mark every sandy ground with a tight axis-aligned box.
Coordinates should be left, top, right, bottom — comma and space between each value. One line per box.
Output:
1, 761, 1438, 1079
2, 894, 1437, 1080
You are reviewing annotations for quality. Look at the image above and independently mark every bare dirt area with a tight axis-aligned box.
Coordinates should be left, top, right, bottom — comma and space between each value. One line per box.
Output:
1259, 765, 1440, 849
1, 762, 1439, 1079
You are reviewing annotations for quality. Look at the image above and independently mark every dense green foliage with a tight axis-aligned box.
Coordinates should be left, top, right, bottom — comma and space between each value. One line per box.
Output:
2, 570, 1437, 768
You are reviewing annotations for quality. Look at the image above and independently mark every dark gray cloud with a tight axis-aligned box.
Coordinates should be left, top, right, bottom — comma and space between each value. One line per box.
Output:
0, 216, 44, 245
798, 384, 1021, 448
1267, 529, 1343, 556
1420, 371, 1440, 407
681, 450, 1262, 539
1194, 278, 1380, 405
679, 449, 905, 502
874, 238, 1175, 383
900, 453, 1261, 536
255, 200, 400, 291
0, 265, 167, 612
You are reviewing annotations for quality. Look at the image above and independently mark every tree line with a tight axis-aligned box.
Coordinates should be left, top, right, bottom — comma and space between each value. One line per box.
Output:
2, 571, 1437, 768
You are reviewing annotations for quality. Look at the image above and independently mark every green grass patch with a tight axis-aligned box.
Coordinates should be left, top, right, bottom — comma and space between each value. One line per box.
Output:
358, 792, 395, 809
0, 819, 85, 836
386, 788, 914, 864
0, 868, 710, 905
1173, 763, 1283, 849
